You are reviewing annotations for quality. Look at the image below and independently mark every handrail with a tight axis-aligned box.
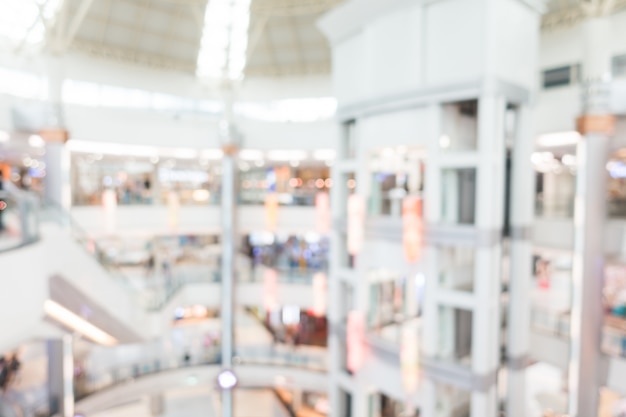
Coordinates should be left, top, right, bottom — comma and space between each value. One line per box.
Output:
75, 345, 327, 401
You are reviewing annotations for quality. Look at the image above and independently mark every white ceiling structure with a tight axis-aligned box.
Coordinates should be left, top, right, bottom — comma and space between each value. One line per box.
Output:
3, 0, 626, 77
58, 0, 343, 77
543, 0, 626, 29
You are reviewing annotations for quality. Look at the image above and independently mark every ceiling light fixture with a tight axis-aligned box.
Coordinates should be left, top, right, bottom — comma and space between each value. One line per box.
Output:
43, 300, 118, 346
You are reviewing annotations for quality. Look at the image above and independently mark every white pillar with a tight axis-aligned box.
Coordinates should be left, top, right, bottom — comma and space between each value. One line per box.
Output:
506, 105, 534, 417
568, 16, 613, 417
471, 94, 506, 417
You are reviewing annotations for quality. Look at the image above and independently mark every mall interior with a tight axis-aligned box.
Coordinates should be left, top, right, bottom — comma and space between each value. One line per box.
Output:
2, 0, 626, 416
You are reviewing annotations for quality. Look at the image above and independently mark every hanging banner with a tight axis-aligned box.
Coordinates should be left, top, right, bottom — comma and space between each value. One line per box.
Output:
263, 268, 278, 312
347, 194, 365, 256
315, 192, 331, 234
312, 272, 327, 317
346, 310, 367, 373
400, 323, 420, 394
101, 189, 117, 234
167, 191, 180, 231
265, 192, 279, 232
402, 196, 424, 263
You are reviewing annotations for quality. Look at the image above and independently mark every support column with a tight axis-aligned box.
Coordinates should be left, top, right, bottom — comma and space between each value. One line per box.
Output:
47, 335, 74, 417
471, 94, 506, 417
506, 105, 534, 417
568, 16, 613, 417
219, 89, 239, 417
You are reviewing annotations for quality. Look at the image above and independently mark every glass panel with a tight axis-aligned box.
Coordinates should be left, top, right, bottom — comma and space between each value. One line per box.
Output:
435, 383, 471, 417
438, 246, 475, 292
440, 100, 478, 152
437, 306, 472, 367
441, 168, 476, 225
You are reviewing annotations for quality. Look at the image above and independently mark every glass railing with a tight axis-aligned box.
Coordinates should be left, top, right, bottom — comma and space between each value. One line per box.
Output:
42, 203, 133, 289
0, 188, 40, 253
530, 306, 571, 338
144, 263, 321, 311
536, 198, 626, 219
75, 344, 327, 401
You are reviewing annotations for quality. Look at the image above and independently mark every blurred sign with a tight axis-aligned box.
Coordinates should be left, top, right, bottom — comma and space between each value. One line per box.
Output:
347, 194, 365, 256
401, 324, 420, 394
315, 192, 331, 234
265, 193, 279, 231
312, 272, 327, 317
402, 196, 423, 263
346, 310, 367, 373
263, 268, 278, 312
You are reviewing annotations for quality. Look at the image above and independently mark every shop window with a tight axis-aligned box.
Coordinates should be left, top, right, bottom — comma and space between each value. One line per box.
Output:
438, 246, 475, 292
440, 168, 476, 225
437, 306, 472, 367
440, 100, 478, 152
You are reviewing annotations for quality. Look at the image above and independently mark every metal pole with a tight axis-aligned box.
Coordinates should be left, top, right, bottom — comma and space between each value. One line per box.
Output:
220, 86, 238, 417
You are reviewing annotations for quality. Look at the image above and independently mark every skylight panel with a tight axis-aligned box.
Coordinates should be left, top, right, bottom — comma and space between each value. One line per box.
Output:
196, 0, 252, 81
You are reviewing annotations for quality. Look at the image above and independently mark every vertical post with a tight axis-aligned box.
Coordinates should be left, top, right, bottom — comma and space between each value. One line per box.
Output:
568, 17, 613, 417
471, 94, 506, 417
220, 87, 238, 417
506, 105, 534, 417
47, 335, 74, 417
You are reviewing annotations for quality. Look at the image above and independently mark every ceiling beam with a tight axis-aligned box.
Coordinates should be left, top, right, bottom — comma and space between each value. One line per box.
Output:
63, 0, 96, 51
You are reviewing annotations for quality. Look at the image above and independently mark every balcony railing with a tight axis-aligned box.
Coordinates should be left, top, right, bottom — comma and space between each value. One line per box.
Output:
75, 345, 327, 401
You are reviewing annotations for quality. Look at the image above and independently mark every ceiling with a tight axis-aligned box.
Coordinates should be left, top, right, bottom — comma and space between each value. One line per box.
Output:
58, 0, 343, 77
543, 0, 626, 29
35, 0, 626, 77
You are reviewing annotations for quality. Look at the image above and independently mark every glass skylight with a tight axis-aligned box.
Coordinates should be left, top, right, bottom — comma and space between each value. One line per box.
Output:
196, 0, 252, 80
0, 0, 63, 48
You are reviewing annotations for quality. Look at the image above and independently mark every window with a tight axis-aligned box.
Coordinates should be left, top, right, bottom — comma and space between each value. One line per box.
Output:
613, 54, 626, 78
542, 64, 580, 89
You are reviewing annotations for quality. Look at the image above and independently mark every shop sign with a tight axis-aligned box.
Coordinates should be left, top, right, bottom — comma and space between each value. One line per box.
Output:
347, 194, 365, 256
263, 268, 278, 312
346, 310, 367, 373
265, 193, 279, 231
312, 272, 327, 317
315, 192, 330, 234
402, 196, 423, 263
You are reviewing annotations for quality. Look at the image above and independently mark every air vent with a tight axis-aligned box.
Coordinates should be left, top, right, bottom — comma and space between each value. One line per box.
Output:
542, 64, 580, 89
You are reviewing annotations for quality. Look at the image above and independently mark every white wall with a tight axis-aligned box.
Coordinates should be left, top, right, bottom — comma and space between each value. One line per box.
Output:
424, 0, 484, 87
358, 107, 432, 150
492, 0, 540, 89
65, 104, 339, 151
70, 205, 318, 237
